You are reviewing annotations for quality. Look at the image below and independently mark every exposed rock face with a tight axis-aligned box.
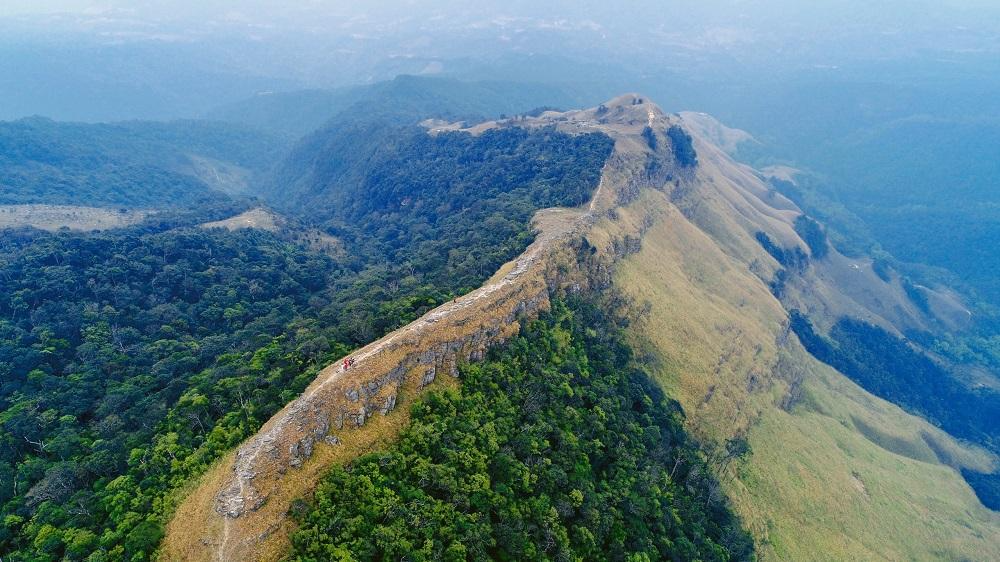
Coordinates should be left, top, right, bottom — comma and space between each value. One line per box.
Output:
211, 96, 680, 525
212, 273, 553, 521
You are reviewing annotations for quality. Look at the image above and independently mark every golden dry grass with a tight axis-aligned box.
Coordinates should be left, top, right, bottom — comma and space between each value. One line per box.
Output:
200, 208, 346, 259
200, 208, 282, 232
606, 182, 1000, 560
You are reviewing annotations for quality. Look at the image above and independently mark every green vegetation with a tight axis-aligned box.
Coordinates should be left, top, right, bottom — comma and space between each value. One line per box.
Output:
901, 278, 931, 314
790, 311, 1000, 510
872, 255, 893, 282
0, 121, 612, 560
667, 125, 698, 168
0, 225, 343, 560
793, 118, 1000, 304
278, 123, 613, 294
961, 470, 1000, 510
792, 215, 829, 259
610, 188, 1000, 560
931, 333, 1000, 373
765, 129, 1000, 388
789, 311, 1000, 453
754, 232, 808, 298
642, 125, 659, 150
290, 298, 754, 561
0, 118, 282, 208
754, 231, 807, 271
209, 76, 585, 139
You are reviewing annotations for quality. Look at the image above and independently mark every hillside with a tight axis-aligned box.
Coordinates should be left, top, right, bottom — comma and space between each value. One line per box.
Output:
0, 100, 615, 560
200, 208, 345, 258
162, 96, 1000, 561
600, 114, 1000, 559
0, 205, 149, 231
208, 77, 590, 139
0, 117, 283, 208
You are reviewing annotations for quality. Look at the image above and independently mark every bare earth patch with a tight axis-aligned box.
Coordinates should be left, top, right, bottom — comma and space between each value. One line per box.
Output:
201, 208, 282, 232
0, 204, 148, 231
200, 208, 346, 258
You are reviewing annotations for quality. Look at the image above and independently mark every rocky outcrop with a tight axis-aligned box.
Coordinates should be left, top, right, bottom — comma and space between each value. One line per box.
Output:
213, 283, 553, 521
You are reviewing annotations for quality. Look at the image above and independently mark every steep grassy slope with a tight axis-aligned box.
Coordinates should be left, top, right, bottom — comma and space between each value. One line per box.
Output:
787, 116, 1000, 306
596, 119, 1000, 559
603, 191, 998, 559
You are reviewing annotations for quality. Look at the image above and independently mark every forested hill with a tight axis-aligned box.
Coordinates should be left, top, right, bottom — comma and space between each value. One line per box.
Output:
0, 105, 615, 560
0, 117, 283, 208
207, 75, 593, 139
258, 82, 614, 295
260, 76, 608, 209
273, 124, 612, 292
291, 297, 754, 561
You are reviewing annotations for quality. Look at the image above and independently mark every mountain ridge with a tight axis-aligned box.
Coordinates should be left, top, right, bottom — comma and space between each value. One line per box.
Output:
162, 95, 1000, 561
162, 94, 681, 561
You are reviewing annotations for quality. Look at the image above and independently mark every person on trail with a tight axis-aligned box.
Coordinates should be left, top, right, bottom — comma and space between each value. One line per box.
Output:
349, 357, 356, 367
343, 358, 349, 370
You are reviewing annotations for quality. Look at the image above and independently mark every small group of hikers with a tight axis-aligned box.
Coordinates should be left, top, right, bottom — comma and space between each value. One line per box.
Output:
342, 357, 356, 370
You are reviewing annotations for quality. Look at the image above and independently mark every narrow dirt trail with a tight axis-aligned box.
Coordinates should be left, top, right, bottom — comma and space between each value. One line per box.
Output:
588, 162, 610, 214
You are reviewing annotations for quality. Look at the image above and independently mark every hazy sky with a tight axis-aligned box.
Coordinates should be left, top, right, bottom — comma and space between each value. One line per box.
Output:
4, 1, 998, 26
2, 0, 999, 121
5, 1, 998, 51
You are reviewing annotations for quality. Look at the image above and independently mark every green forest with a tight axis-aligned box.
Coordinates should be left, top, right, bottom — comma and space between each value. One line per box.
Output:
314, 125, 613, 293
0, 118, 282, 208
789, 312, 1000, 450
290, 298, 754, 561
0, 123, 613, 560
0, 225, 343, 560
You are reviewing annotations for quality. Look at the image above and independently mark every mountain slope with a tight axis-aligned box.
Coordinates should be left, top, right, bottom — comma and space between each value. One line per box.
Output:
597, 112, 999, 559
602, 183, 998, 560
0, 118, 283, 208
209, 76, 590, 139
163, 95, 999, 561
0, 94, 618, 559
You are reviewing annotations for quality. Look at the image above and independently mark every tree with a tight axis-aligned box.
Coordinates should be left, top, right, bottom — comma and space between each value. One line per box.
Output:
793, 215, 829, 259
667, 125, 698, 167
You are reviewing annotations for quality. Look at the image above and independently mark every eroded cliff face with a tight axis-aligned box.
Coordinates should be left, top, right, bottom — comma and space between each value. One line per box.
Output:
161, 95, 676, 561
